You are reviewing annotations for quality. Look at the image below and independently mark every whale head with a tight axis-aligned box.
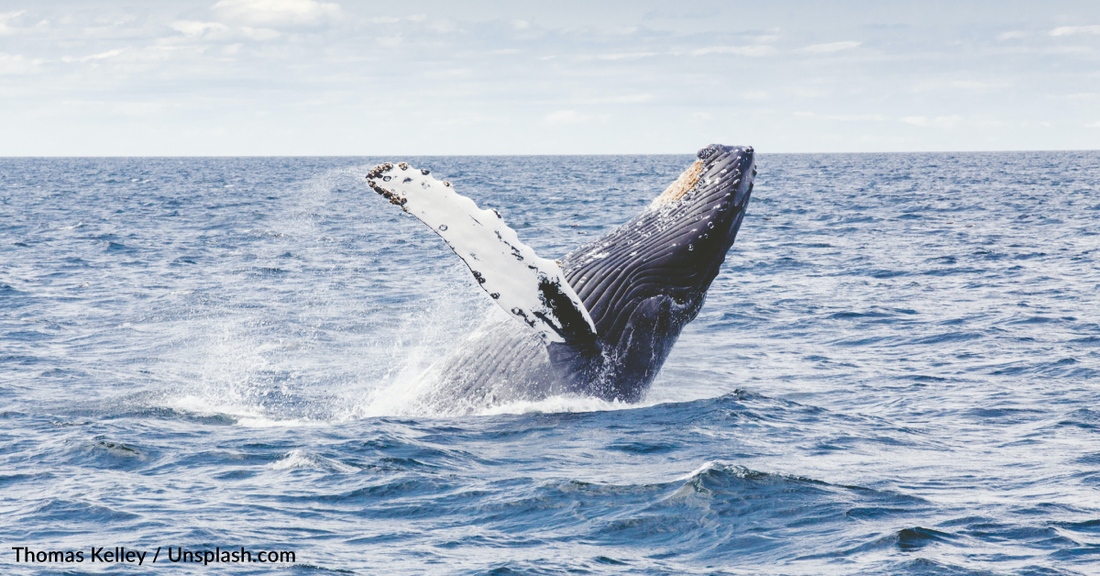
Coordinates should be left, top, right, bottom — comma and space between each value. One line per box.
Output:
554, 144, 756, 401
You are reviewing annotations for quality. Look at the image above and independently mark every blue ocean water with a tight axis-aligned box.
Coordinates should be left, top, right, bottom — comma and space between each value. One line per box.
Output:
1, 152, 1098, 575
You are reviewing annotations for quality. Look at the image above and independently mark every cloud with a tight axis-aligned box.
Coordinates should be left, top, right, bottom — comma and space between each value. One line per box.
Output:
512, 20, 529, 30
1086, 121, 1100, 128
691, 45, 777, 57
61, 48, 128, 63
0, 52, 40, 75
171, 20, 229, 37
1050, 25, 1100, 37
366, 15, 425, 24
0, 10, 26, 36
212, 0, 340, 27
900, 116, 928, 126
800, 41, 861, 53
241, 26, 280, 40
998, 31, 1027, 40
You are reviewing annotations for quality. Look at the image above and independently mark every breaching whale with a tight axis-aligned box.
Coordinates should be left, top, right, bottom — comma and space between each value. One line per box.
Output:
367, 144, 755, 414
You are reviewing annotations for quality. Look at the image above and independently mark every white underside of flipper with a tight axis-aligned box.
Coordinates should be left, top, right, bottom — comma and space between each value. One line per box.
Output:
367, 162, 597, 346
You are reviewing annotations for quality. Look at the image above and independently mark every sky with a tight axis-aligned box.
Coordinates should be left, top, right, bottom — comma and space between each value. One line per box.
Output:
1, 0, 1099, 155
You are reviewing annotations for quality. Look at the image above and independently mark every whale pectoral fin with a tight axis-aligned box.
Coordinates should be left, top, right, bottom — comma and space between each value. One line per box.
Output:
367, 162, 598, 346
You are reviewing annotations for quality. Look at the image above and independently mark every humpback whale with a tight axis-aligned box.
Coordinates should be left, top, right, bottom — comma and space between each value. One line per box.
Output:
367, 144, 755, 413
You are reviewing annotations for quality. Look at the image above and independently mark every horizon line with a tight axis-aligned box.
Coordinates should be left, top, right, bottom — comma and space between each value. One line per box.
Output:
2, 148, 1098, 159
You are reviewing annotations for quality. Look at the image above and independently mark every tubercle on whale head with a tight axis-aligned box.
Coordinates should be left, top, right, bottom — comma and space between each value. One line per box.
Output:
648, 144, 754, 212
651, 160, 704, 208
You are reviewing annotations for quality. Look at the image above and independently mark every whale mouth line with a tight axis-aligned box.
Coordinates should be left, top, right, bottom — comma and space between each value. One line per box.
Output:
651, 159, 704, 208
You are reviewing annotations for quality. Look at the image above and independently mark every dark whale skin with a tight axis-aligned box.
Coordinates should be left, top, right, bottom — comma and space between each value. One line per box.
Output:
418, 145, 756, 413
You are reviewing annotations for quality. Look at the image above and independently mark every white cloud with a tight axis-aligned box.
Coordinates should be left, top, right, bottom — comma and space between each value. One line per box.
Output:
1050, 25, 1100, 37
171, 21, 229, 37
367, 15, 425, 24
61, 48, 128, 63
691, 45, 776, 57
900, 116, 928, 126
800, 41, 861, 53
0, 10, 26, 36
240, 27, 280, 40
1086, 121, 1100, 128
512, 20, 529, 30
212, 0, 340, 27
0, 52, 40, 75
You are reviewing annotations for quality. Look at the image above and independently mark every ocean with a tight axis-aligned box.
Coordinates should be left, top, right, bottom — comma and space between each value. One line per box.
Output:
1, 152, 1098, 575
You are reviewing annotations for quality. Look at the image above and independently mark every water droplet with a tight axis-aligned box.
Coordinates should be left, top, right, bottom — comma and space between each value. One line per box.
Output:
383, 175, 391, 182
438, 224, 448, 231
707, 221, 714, 229
688, 244, 694, 251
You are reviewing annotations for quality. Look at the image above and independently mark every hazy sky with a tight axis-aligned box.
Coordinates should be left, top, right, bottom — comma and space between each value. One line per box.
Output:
2, 0, 1099, 155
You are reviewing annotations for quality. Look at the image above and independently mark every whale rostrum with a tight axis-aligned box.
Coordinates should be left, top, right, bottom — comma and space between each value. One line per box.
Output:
367, 144, 756, 413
